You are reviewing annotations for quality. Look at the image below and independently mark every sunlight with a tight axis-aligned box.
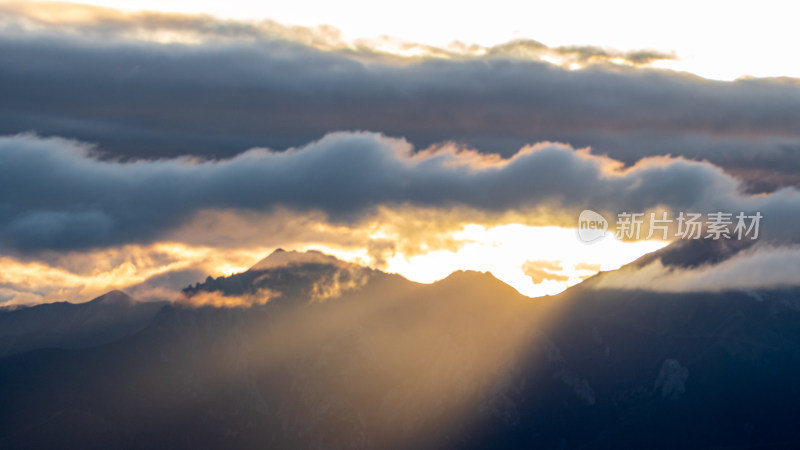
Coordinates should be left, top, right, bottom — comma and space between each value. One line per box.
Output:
384, 224, 668, 297
60, 0, 800, 80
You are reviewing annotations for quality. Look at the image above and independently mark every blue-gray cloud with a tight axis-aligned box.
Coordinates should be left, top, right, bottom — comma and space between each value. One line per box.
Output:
0, 7, 799, 194
2, 132, 798, 252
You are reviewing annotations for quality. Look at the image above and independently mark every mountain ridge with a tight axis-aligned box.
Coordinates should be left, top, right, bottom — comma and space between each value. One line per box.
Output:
2, 245, 800, 448
0, 290, 166, 357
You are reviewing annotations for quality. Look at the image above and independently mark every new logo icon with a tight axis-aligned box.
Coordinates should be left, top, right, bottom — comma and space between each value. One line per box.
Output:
577, 210, 608, 243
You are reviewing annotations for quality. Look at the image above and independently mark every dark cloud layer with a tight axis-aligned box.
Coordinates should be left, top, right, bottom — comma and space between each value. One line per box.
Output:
2, 132, 799, 253
1, 8, 800, 191
1, 3, 800, 269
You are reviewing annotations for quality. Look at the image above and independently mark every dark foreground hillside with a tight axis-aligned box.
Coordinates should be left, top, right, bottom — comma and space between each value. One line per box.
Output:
1, 246, 799, 449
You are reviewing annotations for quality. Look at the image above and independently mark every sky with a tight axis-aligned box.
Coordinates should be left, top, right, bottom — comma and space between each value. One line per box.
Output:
36, 0, 800, 81
1, 1, 800, 304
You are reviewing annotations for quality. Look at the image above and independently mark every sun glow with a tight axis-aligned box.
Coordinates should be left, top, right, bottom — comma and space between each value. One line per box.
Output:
244, 221, 670, 298
43, 0, 800, 81
197, 221, 669, 300
382, 224, 667, 297
0, 243, 270, 305
0, 213, 668, 304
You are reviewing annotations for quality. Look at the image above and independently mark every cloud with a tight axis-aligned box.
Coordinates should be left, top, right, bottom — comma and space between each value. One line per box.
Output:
0, 237, 280, 304
594, 244, 800, 292
522, 260, 570, 283
487, 40, 674, 66
3, 3, 800, 300
1, 3, 672, 66
177, 288, 278, 308
0, 3, 799, 189
0, 1, 345, 48
2, 131, 799, 254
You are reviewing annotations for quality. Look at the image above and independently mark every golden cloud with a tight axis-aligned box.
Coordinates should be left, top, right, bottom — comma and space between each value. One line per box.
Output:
0, 2, 673, 68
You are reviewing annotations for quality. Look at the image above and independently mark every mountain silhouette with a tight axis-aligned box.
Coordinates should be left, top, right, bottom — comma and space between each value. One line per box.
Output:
1, 245, 799, 449
0, 290, 165, 357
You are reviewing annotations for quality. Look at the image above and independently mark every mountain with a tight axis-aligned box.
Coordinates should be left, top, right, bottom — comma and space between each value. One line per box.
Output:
182, 248, 374, 304
1, 246, 800, 449
0, 290, 166, 357
249, 248, 350, 271
465, 277, 800, 448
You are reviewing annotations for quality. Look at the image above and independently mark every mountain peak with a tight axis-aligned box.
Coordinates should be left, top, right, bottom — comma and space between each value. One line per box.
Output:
88, 290, 135, 305
435, 270, 526, 298
249, 249, 346, 271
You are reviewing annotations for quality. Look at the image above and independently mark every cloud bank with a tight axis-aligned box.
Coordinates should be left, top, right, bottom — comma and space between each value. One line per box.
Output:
0, 3, 799, 193
2, 132, 799, 253
595, 245, 800, 293
3, 3, 800, 302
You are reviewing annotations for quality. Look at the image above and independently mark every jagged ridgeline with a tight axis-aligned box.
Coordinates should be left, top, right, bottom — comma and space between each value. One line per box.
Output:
1, 243, 800, 449
182, 249, 376, 304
